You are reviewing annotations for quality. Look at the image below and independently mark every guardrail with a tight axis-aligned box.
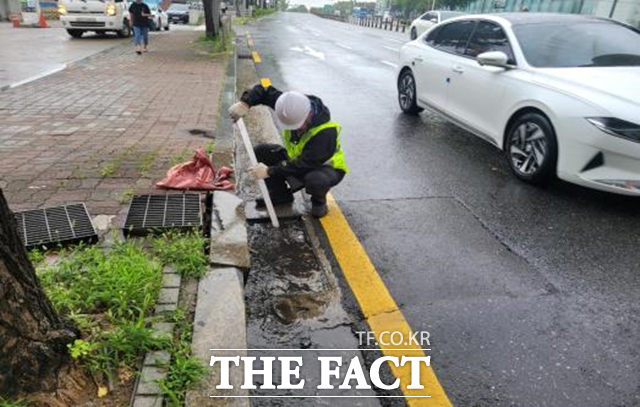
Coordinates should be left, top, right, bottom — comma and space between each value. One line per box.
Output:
310, 11, 410, 34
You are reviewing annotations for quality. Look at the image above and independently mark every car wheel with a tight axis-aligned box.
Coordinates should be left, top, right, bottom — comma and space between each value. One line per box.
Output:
67, 29, 84, 38
398, 69, 423, 115
117, 20, 131, 38
410, 27, 417, 40
505, 112, 558, 185
164, 21, 170, 31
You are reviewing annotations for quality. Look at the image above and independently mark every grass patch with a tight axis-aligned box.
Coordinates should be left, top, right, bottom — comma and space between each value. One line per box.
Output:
118, 187, 136, 204
33, 230, 209, 402
234, 16, 248, 25
0, 398, 28, 407
151, 231, 208, 278
137, 151, 158, 177
195, 29, 235, 54
204, 141, 216, 155
158, 309, 207, 406
170, 149, 192, 166
253, 8, 276, 18
36, 241, 166, 382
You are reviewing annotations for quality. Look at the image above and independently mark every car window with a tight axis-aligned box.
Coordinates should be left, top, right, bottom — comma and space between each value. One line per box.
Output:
421, 12, 434, 21
429, 20, 476, 55
514, 21, 640, 67
465, 21, 516, 64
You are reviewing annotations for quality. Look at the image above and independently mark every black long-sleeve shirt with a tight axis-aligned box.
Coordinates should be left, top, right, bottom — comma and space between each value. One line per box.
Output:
241, 84, 341, 179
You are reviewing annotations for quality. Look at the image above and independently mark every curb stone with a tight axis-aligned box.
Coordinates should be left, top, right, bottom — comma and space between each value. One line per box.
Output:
130, 266, 182, 406
186, 29, 249, 407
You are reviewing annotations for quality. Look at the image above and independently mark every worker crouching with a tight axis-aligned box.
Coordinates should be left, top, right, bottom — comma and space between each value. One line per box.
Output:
229, 84, 349, 218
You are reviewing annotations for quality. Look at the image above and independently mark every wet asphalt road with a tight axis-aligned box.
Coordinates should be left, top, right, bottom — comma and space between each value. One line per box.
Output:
246, 12, 640, 406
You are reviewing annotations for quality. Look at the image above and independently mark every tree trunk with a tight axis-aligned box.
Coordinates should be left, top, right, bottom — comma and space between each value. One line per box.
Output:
203, 0, 217, 39
0, 189, 77, 398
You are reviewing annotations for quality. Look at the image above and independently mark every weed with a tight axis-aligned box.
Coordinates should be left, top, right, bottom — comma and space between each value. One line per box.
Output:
204, 141, 215, 155
151, 231, 208, 278
170, 149, 191, 166
118, 188, 136, 204
28, 249, 45, 267
0, 398, 28, 407
137, 151, 158, 177
158, 309, 207, 406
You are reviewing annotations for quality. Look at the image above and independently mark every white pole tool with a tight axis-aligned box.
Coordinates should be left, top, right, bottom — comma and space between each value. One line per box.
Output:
236, 118, 280, 228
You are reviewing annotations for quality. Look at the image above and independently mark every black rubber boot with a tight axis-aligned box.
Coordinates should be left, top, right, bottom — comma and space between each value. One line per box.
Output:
255, 193, 294, 208
311, 203, 329, 218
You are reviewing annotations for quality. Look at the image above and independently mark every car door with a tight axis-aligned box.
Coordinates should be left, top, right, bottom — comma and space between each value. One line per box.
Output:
414, 20, 477, 113
446, 21, 517, 144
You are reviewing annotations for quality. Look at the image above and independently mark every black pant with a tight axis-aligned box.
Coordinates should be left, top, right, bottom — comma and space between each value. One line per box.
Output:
254, 143, 344, 205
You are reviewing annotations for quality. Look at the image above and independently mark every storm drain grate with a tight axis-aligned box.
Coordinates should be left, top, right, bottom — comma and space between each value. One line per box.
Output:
237, 54, 253, 59
14, 203, 97, 249
123, 193, 202, 237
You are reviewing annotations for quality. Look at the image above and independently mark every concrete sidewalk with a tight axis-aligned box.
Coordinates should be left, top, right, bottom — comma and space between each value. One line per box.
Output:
0, 30, 229, 228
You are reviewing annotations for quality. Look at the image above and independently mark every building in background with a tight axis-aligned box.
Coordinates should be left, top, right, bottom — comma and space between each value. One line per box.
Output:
464, 0, 640, 28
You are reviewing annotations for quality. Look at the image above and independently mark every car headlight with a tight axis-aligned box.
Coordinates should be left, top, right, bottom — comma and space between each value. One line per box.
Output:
587, 117, 640, 143
105, 4, 116, 16
58, 4, 67, 15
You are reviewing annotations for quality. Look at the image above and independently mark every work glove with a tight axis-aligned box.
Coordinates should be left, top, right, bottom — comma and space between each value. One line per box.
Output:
248, 163, 269, 180
228, 101, 250, 122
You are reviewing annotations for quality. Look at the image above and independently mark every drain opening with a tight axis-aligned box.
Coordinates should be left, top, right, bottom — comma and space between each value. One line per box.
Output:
14, 203, 98, 249
237, 54, 253, 59
123, 193, 203, 237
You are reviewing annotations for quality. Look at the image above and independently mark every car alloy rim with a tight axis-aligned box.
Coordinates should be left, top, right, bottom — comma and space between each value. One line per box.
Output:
509, 122, 548, 175
399, 74, 415, 110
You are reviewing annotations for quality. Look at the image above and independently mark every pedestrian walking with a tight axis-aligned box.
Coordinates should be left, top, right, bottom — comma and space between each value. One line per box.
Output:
129, 0, 151, 55
229, 84, 349, 218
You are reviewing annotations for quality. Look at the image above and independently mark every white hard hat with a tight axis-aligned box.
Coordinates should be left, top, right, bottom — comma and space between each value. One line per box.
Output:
275, 91, 311, 130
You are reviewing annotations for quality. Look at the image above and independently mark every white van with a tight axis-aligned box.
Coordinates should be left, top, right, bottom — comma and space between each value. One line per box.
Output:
58, 0, 131, 38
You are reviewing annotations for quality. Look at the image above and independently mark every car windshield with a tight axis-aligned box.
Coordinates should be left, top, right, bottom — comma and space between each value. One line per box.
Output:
168, 4, 188, 11
513, 21, 640, 68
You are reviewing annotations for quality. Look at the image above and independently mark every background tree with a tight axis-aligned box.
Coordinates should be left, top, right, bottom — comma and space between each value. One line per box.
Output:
0, 189, 78, 398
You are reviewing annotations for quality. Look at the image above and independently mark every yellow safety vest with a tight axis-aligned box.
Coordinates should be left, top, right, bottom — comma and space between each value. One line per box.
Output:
283, 121, 349, 173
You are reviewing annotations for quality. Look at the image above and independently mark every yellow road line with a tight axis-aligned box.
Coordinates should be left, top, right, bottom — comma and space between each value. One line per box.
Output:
252, 51, 262, 64
260, 78, 272, 88
320, 194, 452, 406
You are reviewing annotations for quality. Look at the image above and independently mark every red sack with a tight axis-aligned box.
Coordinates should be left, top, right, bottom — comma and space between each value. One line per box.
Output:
156, 148, 235, 191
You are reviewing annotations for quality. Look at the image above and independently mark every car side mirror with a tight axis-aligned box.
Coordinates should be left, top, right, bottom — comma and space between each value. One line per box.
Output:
430, 18, 437, 23
477, 51, 510, 68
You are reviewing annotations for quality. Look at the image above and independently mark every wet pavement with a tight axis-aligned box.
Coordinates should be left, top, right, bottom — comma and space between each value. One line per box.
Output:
243, 12, 640, 406
245, 221, 385, 405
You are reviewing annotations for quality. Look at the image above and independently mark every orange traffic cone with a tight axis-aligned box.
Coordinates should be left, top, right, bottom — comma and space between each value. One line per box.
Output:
38, 12, 49, 28
11, 14, 20, 28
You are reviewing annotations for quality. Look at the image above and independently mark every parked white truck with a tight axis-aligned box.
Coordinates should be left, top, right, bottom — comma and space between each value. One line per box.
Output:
58, 0, 131, 38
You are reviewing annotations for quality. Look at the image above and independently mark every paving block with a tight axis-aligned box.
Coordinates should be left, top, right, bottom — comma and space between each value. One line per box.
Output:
210, 191, 251, 269
136, 366, 167, 395
158, 287, 180, 304
162, 273, 181, 288
151, 322, 175, 340
132, 396, 163, 407
186, 267, 248, 406
155, 302, 178, 314
144, 351, 171, 366
163, 266, 178, 274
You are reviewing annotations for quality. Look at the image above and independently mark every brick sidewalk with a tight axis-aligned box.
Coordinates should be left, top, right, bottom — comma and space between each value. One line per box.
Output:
0, 31, 227, 228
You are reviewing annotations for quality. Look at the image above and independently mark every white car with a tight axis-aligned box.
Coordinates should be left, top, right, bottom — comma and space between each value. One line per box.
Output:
409, 10, 465, 40
149, 3, 169, 31
397, 13, 640, 195
58, 0, 131, 38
